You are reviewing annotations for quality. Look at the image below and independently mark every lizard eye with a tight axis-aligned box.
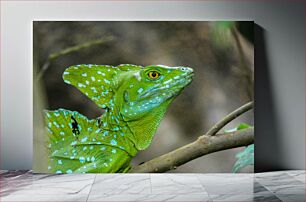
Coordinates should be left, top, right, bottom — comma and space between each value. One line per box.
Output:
148, 71, 160, 79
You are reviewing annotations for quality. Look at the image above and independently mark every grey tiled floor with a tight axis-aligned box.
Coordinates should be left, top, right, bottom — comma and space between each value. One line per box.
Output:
0, 170, 305, 201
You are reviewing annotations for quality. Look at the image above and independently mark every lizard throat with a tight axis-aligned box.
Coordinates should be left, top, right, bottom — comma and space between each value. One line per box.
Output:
97, 109, 138, 157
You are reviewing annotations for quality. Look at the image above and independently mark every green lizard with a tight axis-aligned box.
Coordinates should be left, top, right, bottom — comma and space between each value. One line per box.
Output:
45, 64, 193, 173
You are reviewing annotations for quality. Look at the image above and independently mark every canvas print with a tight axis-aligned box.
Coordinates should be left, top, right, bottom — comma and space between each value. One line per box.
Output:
33, 21, 254, 173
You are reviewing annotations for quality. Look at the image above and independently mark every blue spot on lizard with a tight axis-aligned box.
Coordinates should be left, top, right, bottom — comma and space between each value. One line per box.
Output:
44, 64, 193, 173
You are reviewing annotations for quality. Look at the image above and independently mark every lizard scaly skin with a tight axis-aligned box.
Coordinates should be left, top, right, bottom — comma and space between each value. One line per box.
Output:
45, 64, 193, 173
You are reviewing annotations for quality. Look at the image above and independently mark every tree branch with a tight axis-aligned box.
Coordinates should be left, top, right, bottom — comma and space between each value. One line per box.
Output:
36, 36, 115, 81
130, 128, 253, 173
129, 102, 254, 173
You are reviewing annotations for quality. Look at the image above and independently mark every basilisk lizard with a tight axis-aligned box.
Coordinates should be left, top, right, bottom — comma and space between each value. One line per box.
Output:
45, 64, 193, 173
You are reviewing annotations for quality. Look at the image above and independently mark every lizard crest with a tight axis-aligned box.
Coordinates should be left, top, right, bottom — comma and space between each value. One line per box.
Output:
45, 64, 193, 173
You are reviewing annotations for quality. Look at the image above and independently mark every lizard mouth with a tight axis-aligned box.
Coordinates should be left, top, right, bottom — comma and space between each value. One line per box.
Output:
185, 72, 194, 84
138, 71, 194, 102
164, 72, 194, 100
177, 72, 194, 86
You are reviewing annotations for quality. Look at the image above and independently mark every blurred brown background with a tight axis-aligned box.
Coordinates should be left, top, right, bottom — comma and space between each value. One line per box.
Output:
33, 21, 254, 173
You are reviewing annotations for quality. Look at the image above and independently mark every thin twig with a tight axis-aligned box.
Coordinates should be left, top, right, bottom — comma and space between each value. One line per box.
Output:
205, 101, 253, 136
231, 27, 249, 72
231, 27, 254, 99
36, 36, 115, 81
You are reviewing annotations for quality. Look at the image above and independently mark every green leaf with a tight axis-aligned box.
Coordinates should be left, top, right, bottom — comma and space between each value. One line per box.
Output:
236, 123, 251, 130
232, 144, 254, 173
226, 123, 253, 173
224, 123, 251, 133
210, 21, 236, 48
214, 22, 235, 30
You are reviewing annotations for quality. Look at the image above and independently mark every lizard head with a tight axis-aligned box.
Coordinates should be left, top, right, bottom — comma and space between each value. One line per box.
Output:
116, 65, 193, 150
118, 65, 194, 120
63, 64, 193, 151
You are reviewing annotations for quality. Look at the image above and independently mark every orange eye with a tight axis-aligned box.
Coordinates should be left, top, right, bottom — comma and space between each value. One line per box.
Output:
148, 71, 160, 79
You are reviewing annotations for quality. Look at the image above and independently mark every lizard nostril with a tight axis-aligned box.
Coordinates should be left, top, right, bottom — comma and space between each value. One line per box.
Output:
180, 67, 187, 71
180, 67, 193, 73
